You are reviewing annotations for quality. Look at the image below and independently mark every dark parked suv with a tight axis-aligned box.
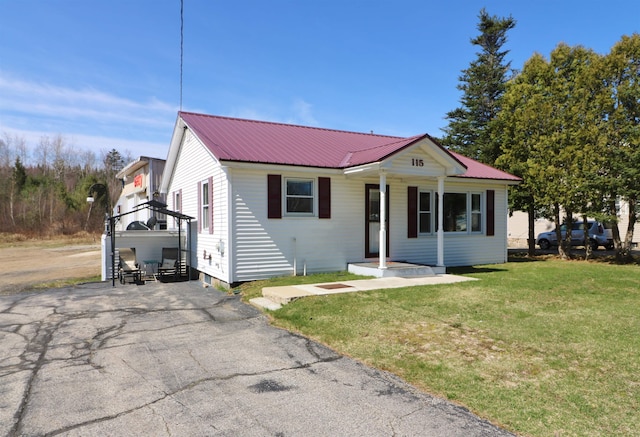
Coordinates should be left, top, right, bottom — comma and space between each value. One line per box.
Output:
536, 221, 609, 250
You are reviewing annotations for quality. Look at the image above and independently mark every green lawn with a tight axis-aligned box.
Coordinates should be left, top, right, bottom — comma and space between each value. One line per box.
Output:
239, 258, 640, 436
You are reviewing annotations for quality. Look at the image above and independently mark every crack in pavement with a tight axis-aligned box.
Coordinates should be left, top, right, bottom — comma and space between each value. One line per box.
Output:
3, 295, 338, 435
1, 282, 514, 437
1, 303, 234, 435
43, 353, 345, 436
10, 315, 65, 436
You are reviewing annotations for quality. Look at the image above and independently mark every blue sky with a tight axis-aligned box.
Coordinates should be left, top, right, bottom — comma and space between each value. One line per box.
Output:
1, 0, 638, 160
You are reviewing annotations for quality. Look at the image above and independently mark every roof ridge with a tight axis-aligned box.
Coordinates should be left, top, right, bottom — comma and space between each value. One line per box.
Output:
348, 134, 425, 153
179, 111, 404, 139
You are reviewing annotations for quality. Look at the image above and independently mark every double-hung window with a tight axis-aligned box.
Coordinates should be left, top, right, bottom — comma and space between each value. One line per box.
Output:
174, 191, 181, 213
419, 191, 432, 234
173, 190, 181, 228
201, 181, 210, 230
471, 193, 482, 232
285, 178, 314, 215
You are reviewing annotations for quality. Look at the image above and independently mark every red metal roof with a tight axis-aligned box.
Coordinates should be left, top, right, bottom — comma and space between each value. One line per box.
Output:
449, 151, 521, 181
179, 111, 520, 181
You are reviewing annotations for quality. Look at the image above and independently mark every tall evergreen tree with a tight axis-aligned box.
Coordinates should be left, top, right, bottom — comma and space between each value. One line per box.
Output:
493, 53, 553, 256
602, 33, 640, 261
441, 8, 516, 164
495, 44, 609, 260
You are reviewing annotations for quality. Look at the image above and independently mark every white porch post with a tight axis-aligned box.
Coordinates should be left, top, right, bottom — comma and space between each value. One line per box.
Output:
437, 176, 445, 268
379, 171, 387, 269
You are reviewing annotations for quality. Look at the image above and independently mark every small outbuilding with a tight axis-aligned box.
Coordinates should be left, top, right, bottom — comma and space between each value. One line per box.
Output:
160, 112, 520, 287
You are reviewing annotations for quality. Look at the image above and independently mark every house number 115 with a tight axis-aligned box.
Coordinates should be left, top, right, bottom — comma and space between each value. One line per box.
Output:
411, 158, 424, 167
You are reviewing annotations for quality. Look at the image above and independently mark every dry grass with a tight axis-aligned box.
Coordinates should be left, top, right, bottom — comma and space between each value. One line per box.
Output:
0, 232, 100, 248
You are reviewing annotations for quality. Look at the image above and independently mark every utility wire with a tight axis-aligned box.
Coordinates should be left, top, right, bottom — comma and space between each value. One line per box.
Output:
180, 0, 184, 111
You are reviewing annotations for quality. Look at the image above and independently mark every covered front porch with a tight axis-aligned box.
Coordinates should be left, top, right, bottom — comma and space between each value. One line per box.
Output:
343, 135, 468, 274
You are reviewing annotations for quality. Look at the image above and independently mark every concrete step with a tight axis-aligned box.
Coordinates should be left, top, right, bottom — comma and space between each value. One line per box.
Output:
262, 285, 313, 305
386, 265, 436, 277
249, 297, 282, 311
348, 262, 443, 278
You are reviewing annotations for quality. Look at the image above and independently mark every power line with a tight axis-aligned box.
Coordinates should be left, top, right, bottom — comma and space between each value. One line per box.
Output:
180, 0, 184, 111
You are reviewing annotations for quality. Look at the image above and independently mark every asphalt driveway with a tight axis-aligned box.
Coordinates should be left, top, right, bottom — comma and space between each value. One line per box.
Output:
1, 281, 514, 436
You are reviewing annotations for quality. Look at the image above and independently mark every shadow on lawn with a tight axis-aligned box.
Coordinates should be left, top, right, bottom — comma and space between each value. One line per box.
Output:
448, 266, 508, 275
508, 248, 640, 265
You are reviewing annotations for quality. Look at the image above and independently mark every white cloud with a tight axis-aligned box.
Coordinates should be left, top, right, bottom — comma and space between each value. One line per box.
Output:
0, 72, 177, 157
289, 98, 317, 126
3, 74, 167, 121
0, 125, 169, 161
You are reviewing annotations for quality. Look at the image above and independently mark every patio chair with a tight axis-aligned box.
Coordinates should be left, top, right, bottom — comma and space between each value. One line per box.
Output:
158, 247, 179, 279
118, 248, 141, 284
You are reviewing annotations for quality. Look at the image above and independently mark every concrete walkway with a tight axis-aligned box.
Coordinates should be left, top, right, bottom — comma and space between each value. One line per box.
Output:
251, 274, 477, 310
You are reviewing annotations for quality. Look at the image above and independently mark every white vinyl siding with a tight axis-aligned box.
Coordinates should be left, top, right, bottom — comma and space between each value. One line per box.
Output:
231, 170, 362, 282
389, 150, 449, 176
166, 130, 230, 284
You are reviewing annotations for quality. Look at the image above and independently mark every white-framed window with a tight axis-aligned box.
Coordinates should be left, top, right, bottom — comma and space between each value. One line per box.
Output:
434, 192, 483, 233
285, 178, 314, 215
173, 190, 181, 228
419, 190, 432, 234
471, 193, 482, 232
201, 181, 210, 230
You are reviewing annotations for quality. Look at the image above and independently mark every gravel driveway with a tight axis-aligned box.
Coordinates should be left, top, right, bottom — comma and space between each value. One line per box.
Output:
0, 280, 514, 436
0, 244, 101, 295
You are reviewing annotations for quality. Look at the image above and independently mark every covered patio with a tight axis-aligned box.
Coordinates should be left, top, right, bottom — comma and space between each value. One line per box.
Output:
101, 200, 194, 286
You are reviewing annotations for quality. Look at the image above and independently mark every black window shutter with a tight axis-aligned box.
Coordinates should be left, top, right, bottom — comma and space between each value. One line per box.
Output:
318, 177, 331, 219
487, 190, 495, 236
267, 174, 282, 219
407, 186, 418, 238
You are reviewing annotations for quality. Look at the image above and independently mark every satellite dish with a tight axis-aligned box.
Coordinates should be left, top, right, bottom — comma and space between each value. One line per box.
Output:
146, 216, 158, 229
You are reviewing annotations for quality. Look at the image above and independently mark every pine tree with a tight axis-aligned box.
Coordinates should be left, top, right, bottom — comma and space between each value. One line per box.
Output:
441, 8, 515, 164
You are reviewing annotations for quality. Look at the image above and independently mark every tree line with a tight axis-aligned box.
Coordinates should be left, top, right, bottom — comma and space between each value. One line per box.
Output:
442, 9, 639, 262
0, 133, 130, 236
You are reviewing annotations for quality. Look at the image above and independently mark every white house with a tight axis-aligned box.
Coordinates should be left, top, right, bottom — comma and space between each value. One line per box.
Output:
160, 112, 521, 287
114, 156, 167, 230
